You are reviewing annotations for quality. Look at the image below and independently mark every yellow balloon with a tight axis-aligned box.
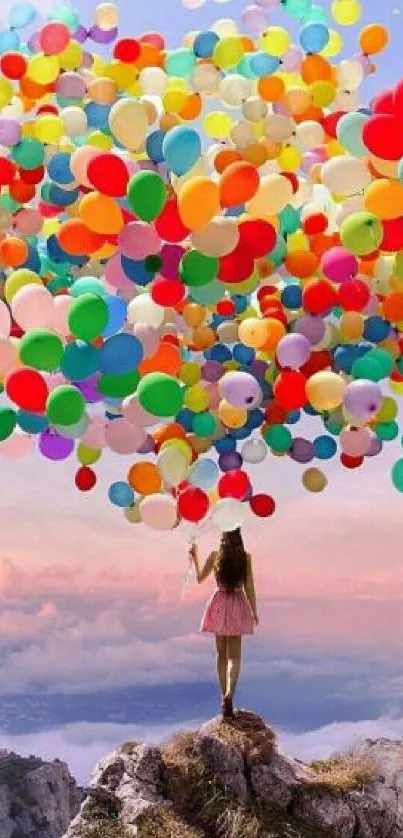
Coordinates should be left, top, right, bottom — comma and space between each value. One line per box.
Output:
35, 115, 64, 144
376, 396, 397, 423
213, 36, 244, 70
238, 317, 269, 349
277, 145, 301, 172
321, 29, 343, 57
184, 384, 209, 413
162, 88, 188, 114
203, 111, 233, 140
178, 178, 220, 231
331, 0, 362, 26
59, 40, 83, 71
218, 399, 247, 429
27, 54, 60, 85
87, 130, 112, 150
0, 79, 12, 108
5, 270, 42, 304
306, 371, 346, 412
260, 27, 291, 57
104, 61, 137, 90
311, 80, 336, 108
179, 362, 201, 386
302, 468, 328, 493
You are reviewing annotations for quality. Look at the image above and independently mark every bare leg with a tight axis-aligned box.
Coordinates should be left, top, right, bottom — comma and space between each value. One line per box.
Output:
226, 636, 242, 700
215, 635, 227, 697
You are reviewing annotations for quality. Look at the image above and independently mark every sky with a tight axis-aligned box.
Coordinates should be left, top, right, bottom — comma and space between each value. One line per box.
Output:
1, 0, 403, 786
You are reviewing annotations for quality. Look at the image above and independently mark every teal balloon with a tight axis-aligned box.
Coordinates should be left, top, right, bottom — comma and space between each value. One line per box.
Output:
302, 3, 327, 22
70, 277, 107, 297
162, 126, 201, 176
127, 171, 167, 222
19, 330, 64, 373
193, 413, 217, 437
0, 407, 16, 441
376, 421, 398, 442
283, 0, 313, 18
191, 280, 225, 305
263, 424, 292, 453
11, 138, 45, 170
54, 415, 89, 439
367, 348, 394, 378
97, 370, 140, 398
279, 206, 300, 236
392, 458, 403, 492
48, 3, 80, 30
236, 55, 257, 80
61, 342, 100, 381
268, 235, 287, 266
351, 355, 383, 382
165, 48, 196, 77
336, 112, 367, 157
138, 373, 184, 417
46, 385, 86, 426
68, 294, 109, 342
180, 250, 219, 287
17, 411, 47, 434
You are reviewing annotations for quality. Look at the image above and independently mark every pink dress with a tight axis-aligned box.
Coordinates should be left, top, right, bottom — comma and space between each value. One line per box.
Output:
200, 581, 254, 636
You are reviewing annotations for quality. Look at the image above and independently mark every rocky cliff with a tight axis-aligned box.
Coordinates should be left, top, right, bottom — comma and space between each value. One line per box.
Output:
63, 710, 403, 838
0, 749, 82, 838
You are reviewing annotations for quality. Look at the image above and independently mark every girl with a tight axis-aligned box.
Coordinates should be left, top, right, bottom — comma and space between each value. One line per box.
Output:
189, 528, 258, 719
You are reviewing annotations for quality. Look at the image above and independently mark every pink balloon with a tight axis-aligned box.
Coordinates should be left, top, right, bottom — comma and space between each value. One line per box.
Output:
43, 372, 66, 392
139, 494, 177, 530
241, 5, 268, 34
122, 396, 156, 427
0, 433, 34, 459
81, 417, 107, 449
282, 45, 303, 72
0, 300, 11, 336
39, 22, 70, 54
104, 254, 134, 291
118, 222, 161, 260
0, 336, 18, 376
105, 418, 146, 454
340, 427, 372, 458
201, 381, 220, 409
12, 285, 54, 330
321, 247, 358, 284
131, 324, 159, 357
50, 295, 71, 337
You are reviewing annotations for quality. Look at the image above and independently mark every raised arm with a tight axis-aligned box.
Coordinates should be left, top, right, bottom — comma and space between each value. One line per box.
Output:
189, 543, 216, 584
245, 554, 259, 624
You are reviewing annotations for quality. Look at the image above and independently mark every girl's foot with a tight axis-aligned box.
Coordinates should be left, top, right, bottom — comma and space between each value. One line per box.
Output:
222, 695, 234, 719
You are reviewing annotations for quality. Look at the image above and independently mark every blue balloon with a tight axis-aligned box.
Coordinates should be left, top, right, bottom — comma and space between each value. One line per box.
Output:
103, 296, 127, 338
233, 344, 255, 364
299, 22, 329, 53
206, 344, 232, 363
334, 345, 358, 374
85, 102, 110, 129
176, 408, 195, 432
120, 255, 156, 285
47, 152, 74, 185
8, 2, 36, 28
47, 234, 83, 266
250, 51, 280, 77
193, 30, 219, 58
189, 458, 219, 490
17, 411, 48, 434
314, 435, 337, 460
21, 244, 41, 273
0, 30, 20, 52
162, 126, 201, 176
98, 334, 143, 375
62, 342, 100, 381
49, 184, 79, 207
108, 481, 135, 508
248, 409, 264, 429
286, 409, 301, 425
146, 130, 165, 164
215, 436, 236, 454
363, 316, 390, 343
232, 295, 248, 314
282, 284, 302, 309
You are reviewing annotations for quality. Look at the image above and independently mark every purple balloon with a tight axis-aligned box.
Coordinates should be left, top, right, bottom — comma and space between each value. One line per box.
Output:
0, 119, 21, 147
294, 315, 325, 345
343, 380, 382, 421
74, 25, 88, 42
161, 244, 184, 279
277, 333, 310, 370
39, 430, 74, 461
89, 25, 118, 43
249, 360, 267, 379
220, 371, 262, 409
290, 438, 314, 464
56, 72, 87, 99
137, 434, 155, 454
202, 360, 222, 383
366, 434, 383, 457
75, 375, 102, 404
219, 452, 243, 472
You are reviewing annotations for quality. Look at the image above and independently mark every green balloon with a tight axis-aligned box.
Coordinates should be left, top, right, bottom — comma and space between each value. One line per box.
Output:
393, 252, 403, 280
179, 250, 219, 287
97, 371, 140, 398
392, 458, 403, 492
68, 293, 109, 342
19, 330, 64, 373
263, 424, 292, 453
351, 356, 383, 382
0, 407, 16, 441
46, 385, 86, 426
12, 139, 45, 170
77, 443, 101, 466
375, 421, 399, 442
368, 348, 394, 378
190, 280, 225, 305
193, 413, 217, 437
340, 212, 383, 257
127, 171, 167, 222
138, 373, 184, 417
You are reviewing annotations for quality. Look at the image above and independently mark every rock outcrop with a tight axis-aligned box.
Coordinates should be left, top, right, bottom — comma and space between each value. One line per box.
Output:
0, 749, 82, 838
63, 711, 403, 838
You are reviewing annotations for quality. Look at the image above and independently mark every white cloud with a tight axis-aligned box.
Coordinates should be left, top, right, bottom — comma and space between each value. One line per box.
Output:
279, 714, 403, 763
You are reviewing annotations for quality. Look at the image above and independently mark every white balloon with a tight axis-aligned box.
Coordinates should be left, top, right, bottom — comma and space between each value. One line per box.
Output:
337, 60, 364, 91
211, 18, 239, 36
139, 67, 168, 96
127, 294, 165, 329
241, 438, 267, 464
211, 499, 246, 532
219, 75, 252, 107
321, 156, 371, 196
157, 446, 189, 486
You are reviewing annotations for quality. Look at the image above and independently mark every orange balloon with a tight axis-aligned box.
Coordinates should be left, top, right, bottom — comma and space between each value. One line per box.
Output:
261, 317, 286, 352
309, 233, 340, 259
9, 179, 35, 203
153, 422, 187, 448
214, 149, 242, 174
79, 192, 124, 235
258, 75, 285, 103
58, 219, 105, 256
135, 42, 163, 69
0, 236, 28, 268
242, 142, 268, 167
192, 325, 215, 350
127, 462, 162, 495
179, 93, 202, 121
294, 105, 323, 124
301, 55, 332, 84
219, 161, 260, 208
383, 292, 403, 323
139, 342, 181, 376
364, 179, 403, 220
285, 250, 319, 278
178, 178, 220, 231
19, 75, 50, 99
359, 24, 389, 56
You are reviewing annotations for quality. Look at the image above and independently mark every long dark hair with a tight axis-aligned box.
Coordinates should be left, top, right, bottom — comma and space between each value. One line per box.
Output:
215, 528, 247, 593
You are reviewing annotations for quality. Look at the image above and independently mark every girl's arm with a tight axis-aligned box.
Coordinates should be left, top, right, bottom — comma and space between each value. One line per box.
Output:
189, 543, 216, 584
245, 554, 259, 623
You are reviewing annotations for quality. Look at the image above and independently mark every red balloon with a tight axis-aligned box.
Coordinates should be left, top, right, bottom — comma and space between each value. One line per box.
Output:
302, 278, 337, 315
338, 279, 370, 312
155, 199, 189, 243
340, 453, 363, 469
0, 51, 27, 79
280, 171, 299, 193
303, 212, 328, 235
20, 165, 45, 185
381, 217, 403, 252
151, 276, 185, 306
321, 110, 345, 138
238, 219, 276, 259
113, 38, 141, 62
216, 299, 236, 316
218, 242, 254, 284
300, 350, 332, 378
373, 89, 395, 115
87, 153, 129, 197
274, 370, 306, 410
393, 81, 403, 118
178, 487, 209, 522
250, 494, 276, 517
0, 158, 15, 186
6, 368, 48, 413
75, 466, 97, 491
362, 114, 403, 161
218, 469, 250, 500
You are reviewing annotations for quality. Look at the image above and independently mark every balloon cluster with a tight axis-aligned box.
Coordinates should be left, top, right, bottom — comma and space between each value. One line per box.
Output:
0, 0, 402, 532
